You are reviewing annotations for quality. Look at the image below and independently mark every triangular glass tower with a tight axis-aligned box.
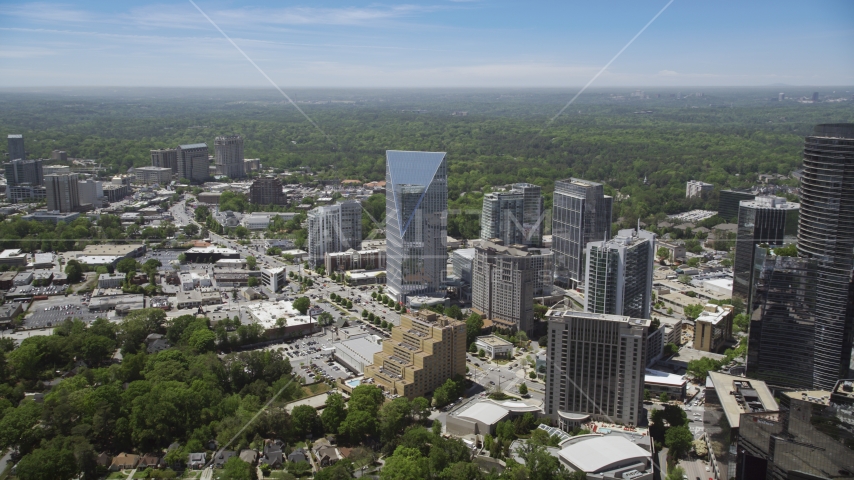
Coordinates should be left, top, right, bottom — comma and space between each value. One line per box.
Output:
385, 151, 448, 301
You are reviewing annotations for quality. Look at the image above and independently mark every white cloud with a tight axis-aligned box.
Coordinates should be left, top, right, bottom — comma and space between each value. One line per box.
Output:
2, 2, 95, 23
658, 69, 678, 76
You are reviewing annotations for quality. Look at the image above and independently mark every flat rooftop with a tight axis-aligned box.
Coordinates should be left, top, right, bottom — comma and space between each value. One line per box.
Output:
82, 244, 144, 256
476, 335, 513, 347
644, 369, 687, 387
558, 435, 651, 474
707, 371, 778, 429
186, 246, 238, 255
696, 304, 732, 325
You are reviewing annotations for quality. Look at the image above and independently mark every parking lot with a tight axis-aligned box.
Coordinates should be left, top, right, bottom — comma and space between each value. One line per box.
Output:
140, 249, 181, 267
263, 332, 356, 383
25, 295, 101, 329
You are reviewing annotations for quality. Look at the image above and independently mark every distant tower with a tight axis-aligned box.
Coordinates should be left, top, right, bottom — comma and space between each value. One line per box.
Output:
45, 174, 80, 213
778, 92, 785, 101
176, 143, 209, 183
214, 135, 245, 179
812, 92, 819, 102
7, 134, 25, 161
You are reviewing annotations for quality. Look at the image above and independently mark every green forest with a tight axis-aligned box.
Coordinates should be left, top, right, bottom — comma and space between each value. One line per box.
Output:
2, 87, 851, 238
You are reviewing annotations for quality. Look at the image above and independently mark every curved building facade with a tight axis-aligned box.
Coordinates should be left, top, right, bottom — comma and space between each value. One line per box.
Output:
798, 124, 854, 389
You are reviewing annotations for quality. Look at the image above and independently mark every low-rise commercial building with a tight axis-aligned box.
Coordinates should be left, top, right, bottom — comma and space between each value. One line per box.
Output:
13, 271, 33, 286
364, 311, 466, 399
474, 335, 514, 359
446, 398, 542, 436
98, 273, 124, 289
0, 249, 28, 267
184, 246, 239, 262
693, 304, 733, 353
643, 369, 687, 401
333, 334, 384, 374
135, 166, 172, 185
176, 290, 222, 309
325, 249, 386, 273
556, 435, 653, 480
21, 211, 81, 224
261, 267, 286, 292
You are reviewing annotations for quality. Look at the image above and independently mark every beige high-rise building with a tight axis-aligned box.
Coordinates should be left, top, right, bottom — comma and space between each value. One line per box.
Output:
545, 309, 649, 429
176, 143, 209, 183
471, 240, 536, 337
364, 311, 466, 399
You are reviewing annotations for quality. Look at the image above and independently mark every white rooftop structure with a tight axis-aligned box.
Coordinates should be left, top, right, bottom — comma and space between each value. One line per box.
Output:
557, 435, 651, 475
455, 401, 511, 426
696, 303, 731, 325
186, 246, 239, 255
245, 300, 313, 329
644, 369, 687, 387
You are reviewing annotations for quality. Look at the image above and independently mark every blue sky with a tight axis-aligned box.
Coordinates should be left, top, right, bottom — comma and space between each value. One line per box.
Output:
1, 0, 852, 87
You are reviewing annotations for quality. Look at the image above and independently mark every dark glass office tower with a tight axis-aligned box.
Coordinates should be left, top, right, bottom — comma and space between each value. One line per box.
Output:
732, 196, 799, 302
747, 124, 854, 390
746, 247, 817, 389
798, 124, 854, 389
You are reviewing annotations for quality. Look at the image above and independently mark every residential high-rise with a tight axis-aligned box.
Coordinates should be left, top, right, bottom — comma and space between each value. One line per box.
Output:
732, 196, 799, 302
150, 148, 178, 173
306, 201, 362, 268
385, 150, 448, 302
545, 309, 648, 429
480, 183, 544, 247
214, 135, 245, 179
552, 178, 612, 288
176, 143, 209, 183
77, 180, 103, 206
471, 240, 537, 337
686, 180, 714, 198
583, 228, 655, 320
746, 124, 854, 390
45, 174, 80, 213
4, 158, 43, 186
364, 310, 465, 399
7, 134, 25, 161
249, 177, 287, 206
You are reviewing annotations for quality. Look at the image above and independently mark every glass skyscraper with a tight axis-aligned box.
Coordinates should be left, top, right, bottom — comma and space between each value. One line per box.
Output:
732, 196, 799, 302
746, 124, 854, 390
385, 151, 448, 302
552, 178, 612, 288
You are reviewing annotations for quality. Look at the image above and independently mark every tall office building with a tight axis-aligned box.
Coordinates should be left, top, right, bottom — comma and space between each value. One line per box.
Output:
552, 178, 612, 288
306, 201, 362, 268
45, 174, 80, 213
214, 135, 245, 179
796, 123, 854, 389
249, 177, 287, 206
364, 310, 465, 399
150, 148, 178, 173
176, 143, 209, 183
747, 124, 854, 390
471, 240, 537, 337
385, 150, 448, 302
480, 183, 544, 247
4, 158, 43, 186
545, 309, 649, 429
718, 189, 755, 222
7, 134, 25, 161
584, 228, 655, 320
732, 196, 799, 302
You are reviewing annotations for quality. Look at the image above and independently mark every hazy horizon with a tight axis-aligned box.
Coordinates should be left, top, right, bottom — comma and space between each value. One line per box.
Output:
2, 0, 852, 88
